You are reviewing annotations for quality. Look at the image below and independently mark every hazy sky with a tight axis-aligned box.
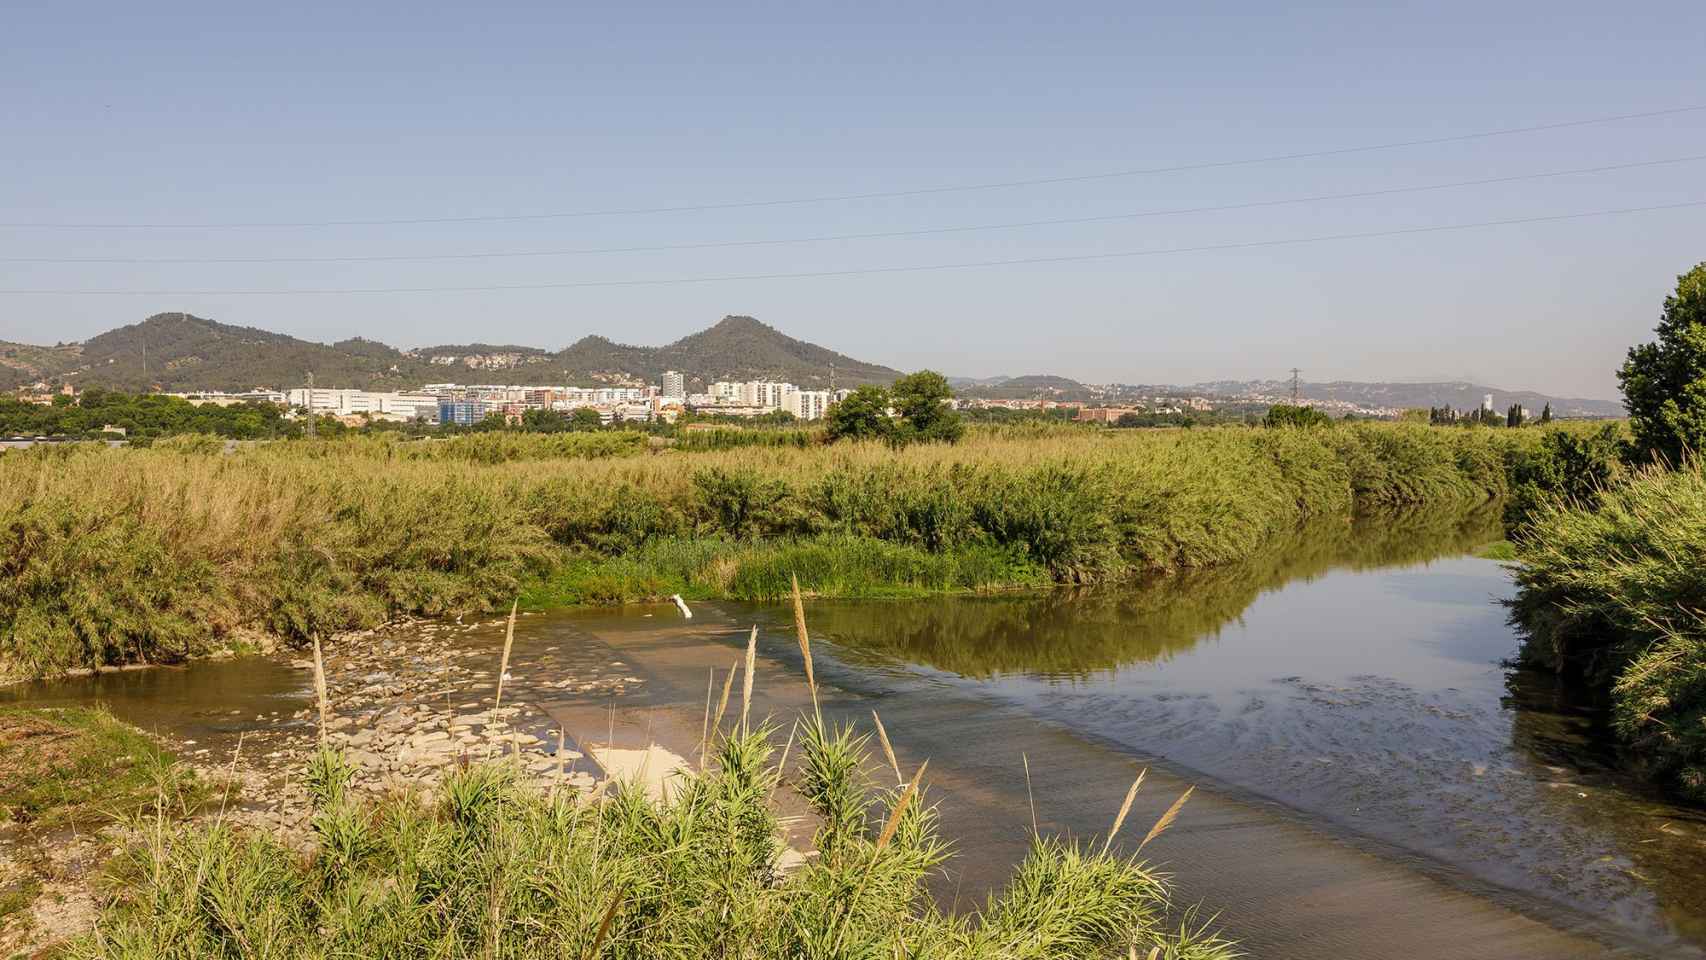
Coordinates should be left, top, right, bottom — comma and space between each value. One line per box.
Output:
3, 2, 1704, 399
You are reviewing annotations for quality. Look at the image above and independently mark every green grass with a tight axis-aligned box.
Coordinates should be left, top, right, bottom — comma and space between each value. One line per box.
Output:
0, 706, 207, 953
520, 535, 1049, 607
3, 422, 1551, 679
1475, 540, 1517, 561
0, 706, 205, 829
67, 712, 1237, 960
1510, 459, 1706, 803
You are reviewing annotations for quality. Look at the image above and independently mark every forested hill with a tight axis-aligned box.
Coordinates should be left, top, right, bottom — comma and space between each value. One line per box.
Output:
1, 313, 901, 392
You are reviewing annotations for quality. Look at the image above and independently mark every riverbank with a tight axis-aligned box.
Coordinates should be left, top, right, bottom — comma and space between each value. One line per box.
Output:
1510, 458, 1706, 804
0, 706, 210, 956
2, 423, 1540, 680
0, 612, 651, 955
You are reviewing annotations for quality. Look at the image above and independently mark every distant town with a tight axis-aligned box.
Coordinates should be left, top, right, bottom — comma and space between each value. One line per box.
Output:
7, 373, 1557, 430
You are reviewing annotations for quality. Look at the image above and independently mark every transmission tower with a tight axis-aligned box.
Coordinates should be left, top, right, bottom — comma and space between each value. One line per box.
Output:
1289, 368, 1301, 403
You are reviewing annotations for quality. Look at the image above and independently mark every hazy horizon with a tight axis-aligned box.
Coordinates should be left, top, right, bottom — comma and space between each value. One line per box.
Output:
5, 2, 1704, 401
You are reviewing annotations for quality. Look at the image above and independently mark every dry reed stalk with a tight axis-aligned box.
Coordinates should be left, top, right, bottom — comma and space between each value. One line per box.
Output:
1138, 785, 1194, 852
311, 634, 329, 742
493, 600, 517, 710
550, 727, 567, 801
1022, 753, 1038, 837
791, 574, 819, 717
710, 661, 737, 736
583, 883, 627, 960
699, 668, 714, 770
1100, 768, 1147, 854
740, 625, 757, 733
776, 720, 798, 780
873, 759, 928, 856
872, 710, 902, 785
833, 759, 929, 954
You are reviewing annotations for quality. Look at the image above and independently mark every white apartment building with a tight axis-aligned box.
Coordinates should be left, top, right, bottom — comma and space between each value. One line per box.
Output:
786, 389, 831, 421
662, 370, 686, 399
286, 388, 440, 422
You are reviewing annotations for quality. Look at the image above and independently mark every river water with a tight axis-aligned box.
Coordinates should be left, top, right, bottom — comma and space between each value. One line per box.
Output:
8, 509, 1705, 957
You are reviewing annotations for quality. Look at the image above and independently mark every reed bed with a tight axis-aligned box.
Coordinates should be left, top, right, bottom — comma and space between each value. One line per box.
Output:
2, 423, 1536, 678
1510, 459, 1706, 802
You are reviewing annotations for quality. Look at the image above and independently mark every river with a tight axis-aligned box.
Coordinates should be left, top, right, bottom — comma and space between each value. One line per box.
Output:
8, 509, 1704, 958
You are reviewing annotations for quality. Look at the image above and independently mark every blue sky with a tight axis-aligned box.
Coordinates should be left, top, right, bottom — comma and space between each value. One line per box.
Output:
3, 1, 1703, 398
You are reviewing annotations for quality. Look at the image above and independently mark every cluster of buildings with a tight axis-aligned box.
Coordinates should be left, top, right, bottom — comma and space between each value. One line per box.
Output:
147, 373, 852, 427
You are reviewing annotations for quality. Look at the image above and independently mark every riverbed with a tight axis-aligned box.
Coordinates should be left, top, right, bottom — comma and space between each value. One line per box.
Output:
8, 511, 1704, 958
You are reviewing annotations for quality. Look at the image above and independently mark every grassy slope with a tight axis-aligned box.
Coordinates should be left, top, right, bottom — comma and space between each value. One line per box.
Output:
3, 423, 1543, 679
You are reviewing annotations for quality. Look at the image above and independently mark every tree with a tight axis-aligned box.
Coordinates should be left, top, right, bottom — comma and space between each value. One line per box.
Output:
1540, 402, 1553, 424
521, 408, 571, 433
824, 386, 894, 443
1263, 404, 1331, 428
569, 407, 604, 431
1619, 262, 1706, 465
890, 370, 964, 443
1506, 403, 1524, 428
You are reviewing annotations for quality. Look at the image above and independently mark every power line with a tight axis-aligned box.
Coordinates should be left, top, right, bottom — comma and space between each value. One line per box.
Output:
2, 197, 1698, 295
6, 153, 1703, 265
4, 103, 1704, 230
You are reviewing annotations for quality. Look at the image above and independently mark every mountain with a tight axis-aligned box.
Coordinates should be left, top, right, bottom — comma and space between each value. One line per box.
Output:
4, 313, 1624, 416
3, 313, 901, 392
1187, 379, 1624, 417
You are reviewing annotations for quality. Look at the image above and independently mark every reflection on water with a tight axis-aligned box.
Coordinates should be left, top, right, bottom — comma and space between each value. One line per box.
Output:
810, 507, 1503, 679
803, 508, 1706, 953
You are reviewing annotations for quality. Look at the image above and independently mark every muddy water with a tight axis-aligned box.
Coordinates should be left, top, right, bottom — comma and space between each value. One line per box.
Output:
8, 508, 1705, 958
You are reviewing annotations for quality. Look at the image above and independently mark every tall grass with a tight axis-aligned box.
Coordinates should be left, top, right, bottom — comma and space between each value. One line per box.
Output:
71, 697, 1237, 958
3, 423, 1537, 678
1510, 459, 1706, 802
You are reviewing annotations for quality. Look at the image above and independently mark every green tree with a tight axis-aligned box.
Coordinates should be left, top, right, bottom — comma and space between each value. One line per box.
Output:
1540, 402, 1553, 424
568, 407, 605, 431
890, 370, 964, 443
520, 408, 571, 433
1618, 262, 1706, 464
1506, 403, 1524, 428
824, 386, 894, 443
1263, 404, 1331, 428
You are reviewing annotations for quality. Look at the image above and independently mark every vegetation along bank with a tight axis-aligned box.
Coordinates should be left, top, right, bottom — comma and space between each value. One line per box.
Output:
1508, 262, 1706, 805
1, 422, 1547, 680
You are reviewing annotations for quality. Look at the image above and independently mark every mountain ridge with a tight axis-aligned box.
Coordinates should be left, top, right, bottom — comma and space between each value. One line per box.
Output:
2, 313, 1624, 415
0, 313, 902, 393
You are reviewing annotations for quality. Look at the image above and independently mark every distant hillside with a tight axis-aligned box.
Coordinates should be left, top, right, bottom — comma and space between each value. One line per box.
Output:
956, 374, 1093, 400
5, 313, 901, 392
0, 340, 83, 391
1190, 379, 1624, 417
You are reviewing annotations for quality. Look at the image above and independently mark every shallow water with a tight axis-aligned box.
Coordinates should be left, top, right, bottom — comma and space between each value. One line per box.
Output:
785, 524, 1706, 952
8, 508, 1705, 955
